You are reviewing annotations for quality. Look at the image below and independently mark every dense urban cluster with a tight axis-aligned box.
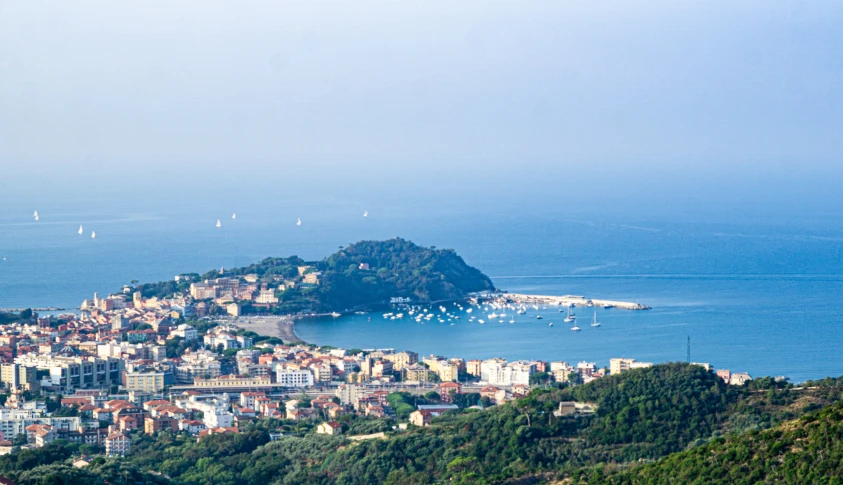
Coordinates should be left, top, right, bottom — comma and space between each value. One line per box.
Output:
0, 287, 755, 471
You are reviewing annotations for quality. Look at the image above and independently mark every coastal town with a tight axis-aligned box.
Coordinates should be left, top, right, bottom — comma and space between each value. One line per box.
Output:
0, 271, 754, 461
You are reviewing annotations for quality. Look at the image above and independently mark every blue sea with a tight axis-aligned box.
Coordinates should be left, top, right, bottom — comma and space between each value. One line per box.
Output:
2, 196, 843, 383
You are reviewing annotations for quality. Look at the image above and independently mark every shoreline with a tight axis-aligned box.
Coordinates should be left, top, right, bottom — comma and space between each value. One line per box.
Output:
233, 315, 305, 344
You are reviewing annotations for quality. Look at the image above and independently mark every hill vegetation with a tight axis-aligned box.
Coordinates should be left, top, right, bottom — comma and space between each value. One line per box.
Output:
135, 238, 495, 314
575, 400, 843, 484
10, 365, 843, 484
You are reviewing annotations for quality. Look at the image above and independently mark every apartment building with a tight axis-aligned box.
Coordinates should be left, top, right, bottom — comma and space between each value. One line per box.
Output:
609, 358, 653, 375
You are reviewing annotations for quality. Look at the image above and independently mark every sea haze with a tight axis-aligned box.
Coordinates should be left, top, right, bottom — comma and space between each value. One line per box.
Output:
2, 197, 843, 383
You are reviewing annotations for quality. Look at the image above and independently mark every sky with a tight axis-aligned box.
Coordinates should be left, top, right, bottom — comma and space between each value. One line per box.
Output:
1, 0, 842, 218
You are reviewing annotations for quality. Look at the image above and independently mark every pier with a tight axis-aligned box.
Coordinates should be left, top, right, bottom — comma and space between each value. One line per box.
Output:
501, 293, 650, 310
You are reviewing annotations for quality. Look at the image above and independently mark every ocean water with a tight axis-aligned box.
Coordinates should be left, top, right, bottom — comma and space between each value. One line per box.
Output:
2, 200, 843, 382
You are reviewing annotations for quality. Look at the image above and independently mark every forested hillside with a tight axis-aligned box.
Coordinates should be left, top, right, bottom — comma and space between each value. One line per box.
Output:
9, 364, 843, 485
575, 401, 843, 484
134, 238, 495, 313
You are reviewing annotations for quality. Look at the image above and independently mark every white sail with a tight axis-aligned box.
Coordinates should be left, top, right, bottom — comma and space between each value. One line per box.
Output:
91, 231, 96, 239
363, 210, 368, 217
297, 218, 302, 226
34, 211, 39, 221
78, 225, 83, 235
232, 213, 236, 219
216, 219, 221, 228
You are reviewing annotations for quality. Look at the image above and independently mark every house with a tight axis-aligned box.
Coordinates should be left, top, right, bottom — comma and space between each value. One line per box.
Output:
316, 421, 343, 435
730, 372, 752, 386
365, 404, 385, 418
439, 382, 462, 402
554, 402, 577, 417
409, 410, 433, 427
178, 419, 206, 436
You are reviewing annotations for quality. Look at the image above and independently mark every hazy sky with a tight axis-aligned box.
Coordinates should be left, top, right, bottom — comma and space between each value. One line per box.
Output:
1, 1, 842, 213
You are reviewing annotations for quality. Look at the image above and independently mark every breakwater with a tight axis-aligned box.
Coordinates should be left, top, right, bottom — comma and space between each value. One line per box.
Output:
501, 293, 650, 310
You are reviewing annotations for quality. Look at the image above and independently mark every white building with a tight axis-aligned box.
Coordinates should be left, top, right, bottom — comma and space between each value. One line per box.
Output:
171, 324, 198, 342
480, 358, 510, 386
609, 358, 654, 375
255, 289, 278, 305
275, 367, 314, 388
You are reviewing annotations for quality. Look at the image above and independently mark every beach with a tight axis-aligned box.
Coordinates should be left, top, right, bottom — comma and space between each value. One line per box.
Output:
235, 316, 303, 343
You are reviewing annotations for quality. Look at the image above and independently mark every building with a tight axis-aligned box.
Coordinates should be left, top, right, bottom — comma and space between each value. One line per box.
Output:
240, 392, 266, 410
480, 359, 510, 386
176, 350, 221, 383
730, 372, 752, 386
316, 421, 343, 435
1, 364, 38, 392
335, 384, 363, 406
14, 355, 122, 393
439, 382, 462, 402
189, 282, 218, 300
409, 410, 433, 427
125, 372, 167, 393
145, 416, 178, 434
466, 360, 482, 377
716, 369, 731, 383
104, 431, 131, 456
609, 358, 654, 375
171, 324, 198, 342
383, 351, 418, 371
403, 363, 432, 382
275, 368, 314, 388
255, 289, 278, 305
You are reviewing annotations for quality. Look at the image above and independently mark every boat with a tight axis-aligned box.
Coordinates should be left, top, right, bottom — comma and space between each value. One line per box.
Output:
78, 225, 83, 235
33, 211, 39, 221
331, 312, 341, 318
564, 307, 577, 323
548, 322, 553, 327
591, 311, 601, 327
297, 218, 302, 226
478, 319, 485, 324
536, 315, 543, 320
509, 319, 515, 324
91, 231, 96, 239
571, 324, 581, 331
363, 210, 368, 217
232, 213, 236, 219
216, 219, 221, 228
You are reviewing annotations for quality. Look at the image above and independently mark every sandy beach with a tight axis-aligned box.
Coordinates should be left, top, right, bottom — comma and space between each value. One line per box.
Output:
235, 316, 303, 343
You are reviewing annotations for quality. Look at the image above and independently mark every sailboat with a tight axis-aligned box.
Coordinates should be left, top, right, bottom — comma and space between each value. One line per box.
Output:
363, 210, 368, 217
564, 306, 577, 323
570, 322, 581, 331
91, 231, 96, 239
78, 225, 83, 235
33, 211, 39, 221
216, 219, 221, 228
232, 213, 236, 219
296, 218, 302, 226
591, 311, 601, 327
